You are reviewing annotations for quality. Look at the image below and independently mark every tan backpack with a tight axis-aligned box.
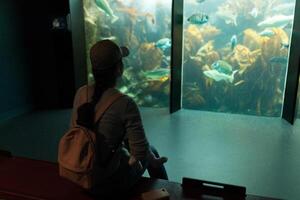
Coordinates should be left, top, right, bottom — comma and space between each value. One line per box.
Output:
58, 92, 123, 189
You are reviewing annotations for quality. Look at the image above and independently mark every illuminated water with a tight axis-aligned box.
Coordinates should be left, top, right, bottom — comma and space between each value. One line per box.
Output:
83, 0, 297, 117
182, 0, 296, 117
83, 0, 171, 107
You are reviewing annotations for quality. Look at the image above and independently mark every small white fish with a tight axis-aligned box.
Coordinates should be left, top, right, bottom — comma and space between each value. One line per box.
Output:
258, 15, 294, 27
203, 69, 238, 83
249, 7, 258, 18
100, 36, 117, 41
216, 9, 238, 26
273, 3, 295, 13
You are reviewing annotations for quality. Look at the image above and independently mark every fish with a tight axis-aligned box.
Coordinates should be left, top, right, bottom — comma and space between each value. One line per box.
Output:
283, 22, 293, 30
211, 60, 233, 75
272, 3, 295, 14
230, 35, 237, 50
234, 80, 245, 86
258, 15, 294, 27
100, 36, 117, 41
143, 68, 170, 81
216, 8, 237, 26
155, 38, 171, 51
203, 69, 238, 83
259, 29, 275, 37
144, 95, 153, 103
145, 13, 155, 25
249, 7, 258, 18
187, 13, 209, 25
94, 0, 119, 23
196, 0, 206, 3
281, 43, 289, 49
269, 56, 288, 64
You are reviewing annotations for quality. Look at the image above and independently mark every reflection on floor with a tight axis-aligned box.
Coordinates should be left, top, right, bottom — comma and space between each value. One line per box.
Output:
0, 108, 299, 200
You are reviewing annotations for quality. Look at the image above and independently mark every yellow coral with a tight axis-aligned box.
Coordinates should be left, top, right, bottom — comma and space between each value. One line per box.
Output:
231, 44, 261, 74
138, 43, 163, 71
200, 25, 221, 41
191, 40, 220, 66
243, 29, 263, 50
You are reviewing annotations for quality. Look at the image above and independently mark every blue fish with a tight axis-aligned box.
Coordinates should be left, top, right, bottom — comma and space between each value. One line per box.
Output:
230, 35, 237, 50
259, 29, 275, 37
155, 38, 171, 51
187, 13, 209, 25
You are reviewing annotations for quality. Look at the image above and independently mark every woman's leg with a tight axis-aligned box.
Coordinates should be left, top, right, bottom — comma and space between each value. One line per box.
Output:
147, 146, 168, 180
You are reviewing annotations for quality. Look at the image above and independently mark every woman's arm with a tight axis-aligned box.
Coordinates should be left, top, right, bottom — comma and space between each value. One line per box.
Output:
124, 98, 167, 168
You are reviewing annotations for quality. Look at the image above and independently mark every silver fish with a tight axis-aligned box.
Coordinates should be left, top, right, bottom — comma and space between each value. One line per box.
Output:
203, 69, 238, 83
258, 15, 294, 27
273, 3, 295, 14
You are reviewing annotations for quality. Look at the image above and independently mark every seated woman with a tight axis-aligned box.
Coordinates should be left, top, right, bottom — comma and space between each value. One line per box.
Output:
70, 40, 168, 197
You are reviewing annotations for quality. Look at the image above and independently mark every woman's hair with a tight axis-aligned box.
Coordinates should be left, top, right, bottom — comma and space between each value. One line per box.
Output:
76, 62, 121, 129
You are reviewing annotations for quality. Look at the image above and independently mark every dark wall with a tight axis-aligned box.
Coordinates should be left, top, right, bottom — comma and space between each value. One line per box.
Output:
21, 0, 75, 109
0, 1, 33, 121
0, 0, 75, 121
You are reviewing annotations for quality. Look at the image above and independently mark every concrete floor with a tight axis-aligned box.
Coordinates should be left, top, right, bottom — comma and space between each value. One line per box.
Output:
0, 108, 299, 199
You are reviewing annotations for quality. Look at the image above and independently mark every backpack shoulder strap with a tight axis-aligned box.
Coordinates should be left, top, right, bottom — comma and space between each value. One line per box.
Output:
94, 92, 124, 124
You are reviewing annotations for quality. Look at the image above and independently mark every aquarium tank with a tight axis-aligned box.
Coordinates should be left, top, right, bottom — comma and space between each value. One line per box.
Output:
83, 0, 172, 107
182, 0, 296, 117
81, 0, 298, 118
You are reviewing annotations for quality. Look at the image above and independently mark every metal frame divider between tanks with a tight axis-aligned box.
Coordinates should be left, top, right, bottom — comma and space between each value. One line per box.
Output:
69, 0, 88, 90
170, 0, 184, 113
282, 0, 300, 124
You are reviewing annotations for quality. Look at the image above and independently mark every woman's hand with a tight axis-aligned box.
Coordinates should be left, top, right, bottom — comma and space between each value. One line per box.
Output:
128, 155, 143, 170
148, 152, 168, 168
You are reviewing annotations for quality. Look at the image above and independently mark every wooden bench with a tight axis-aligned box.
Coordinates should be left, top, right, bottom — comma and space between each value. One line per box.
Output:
0, 152, 281, 200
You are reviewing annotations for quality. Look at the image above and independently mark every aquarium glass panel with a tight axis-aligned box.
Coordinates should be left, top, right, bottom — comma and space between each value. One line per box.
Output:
297, 75, 300, 118
182, 0, 296, 117
83, 0, 172, 107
